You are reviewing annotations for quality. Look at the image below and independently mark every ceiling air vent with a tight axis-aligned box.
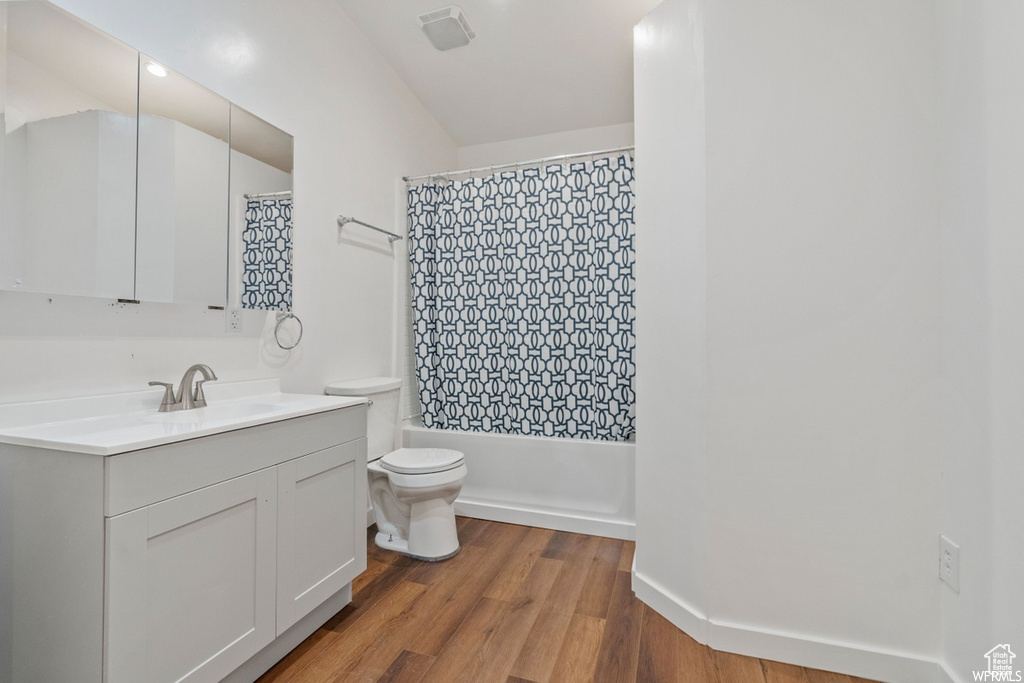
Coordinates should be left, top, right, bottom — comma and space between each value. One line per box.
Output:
417, 5, 475, 51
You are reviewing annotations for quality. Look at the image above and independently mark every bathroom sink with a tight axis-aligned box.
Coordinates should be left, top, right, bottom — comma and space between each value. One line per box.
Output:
142, 401, 279, 425
0, 379, 367, 455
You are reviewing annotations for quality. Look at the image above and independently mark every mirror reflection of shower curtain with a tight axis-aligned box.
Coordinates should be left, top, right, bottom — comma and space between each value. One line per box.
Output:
407, 154, 635, 442
242, 196, 292, 311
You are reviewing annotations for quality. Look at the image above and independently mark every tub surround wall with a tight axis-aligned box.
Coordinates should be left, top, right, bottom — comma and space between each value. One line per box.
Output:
0, 0, 456, 405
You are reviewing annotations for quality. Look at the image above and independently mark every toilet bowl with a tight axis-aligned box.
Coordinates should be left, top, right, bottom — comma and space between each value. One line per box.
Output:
325, 377, 466, 561
367, 448, 467, 560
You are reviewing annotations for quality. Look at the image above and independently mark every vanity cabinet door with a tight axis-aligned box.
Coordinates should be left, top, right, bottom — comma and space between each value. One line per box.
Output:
105, 469, 277, 683
276, 439, 367, 634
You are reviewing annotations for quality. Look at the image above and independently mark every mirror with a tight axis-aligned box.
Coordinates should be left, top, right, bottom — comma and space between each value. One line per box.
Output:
0, 0, 138, 299
229, 105, 294, 311
0, 1, 295, 309
136, 55, 230, 306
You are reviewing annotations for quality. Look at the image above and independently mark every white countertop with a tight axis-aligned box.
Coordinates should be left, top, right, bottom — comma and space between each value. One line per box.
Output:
0, 379, 366, 455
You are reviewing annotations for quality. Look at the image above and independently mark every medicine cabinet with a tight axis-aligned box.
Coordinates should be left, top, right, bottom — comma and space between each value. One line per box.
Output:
0, 0, 293, 308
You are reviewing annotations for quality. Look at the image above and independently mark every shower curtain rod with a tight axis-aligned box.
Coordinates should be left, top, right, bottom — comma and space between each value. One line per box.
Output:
402, 145, 635, 185
244, 190, 292, 200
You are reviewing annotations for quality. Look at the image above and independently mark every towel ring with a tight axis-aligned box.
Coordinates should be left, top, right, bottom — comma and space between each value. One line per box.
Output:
274, 311, 303, 350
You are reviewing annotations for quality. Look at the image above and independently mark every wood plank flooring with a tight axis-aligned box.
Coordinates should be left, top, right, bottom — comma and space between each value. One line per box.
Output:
258, 518, 877, 683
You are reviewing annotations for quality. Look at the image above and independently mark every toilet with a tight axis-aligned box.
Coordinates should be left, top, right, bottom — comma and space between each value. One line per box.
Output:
325, 377, 466, 561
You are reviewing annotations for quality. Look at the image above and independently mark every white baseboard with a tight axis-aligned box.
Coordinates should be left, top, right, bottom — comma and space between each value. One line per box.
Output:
631, 568, 710, 643
631, 569, 954, 683
455, 497, 635, 541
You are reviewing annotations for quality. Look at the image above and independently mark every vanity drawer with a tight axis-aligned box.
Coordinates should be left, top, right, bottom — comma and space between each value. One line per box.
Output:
104, 405, 366, 516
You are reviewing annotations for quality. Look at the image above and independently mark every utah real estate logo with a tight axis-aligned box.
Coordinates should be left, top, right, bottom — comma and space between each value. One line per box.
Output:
974, 644, 1022, 682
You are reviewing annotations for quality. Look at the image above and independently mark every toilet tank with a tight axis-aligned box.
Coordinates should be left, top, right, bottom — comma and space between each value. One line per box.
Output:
325, 377, 402, 461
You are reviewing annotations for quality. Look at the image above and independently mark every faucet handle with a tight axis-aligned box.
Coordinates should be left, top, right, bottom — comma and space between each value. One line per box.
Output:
148, 381, 177, 412
193, 379, 210, 408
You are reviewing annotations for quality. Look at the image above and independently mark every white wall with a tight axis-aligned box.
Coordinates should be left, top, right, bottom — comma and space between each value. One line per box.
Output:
935, 2, 994, 679
635, 1, 944, 679
980, 1, 1024, 669
0, 0, 456, 404
704, 0, 940, 660
936, 2, 1024, 680
456, 122, 633, 169
632, 0, 710, 640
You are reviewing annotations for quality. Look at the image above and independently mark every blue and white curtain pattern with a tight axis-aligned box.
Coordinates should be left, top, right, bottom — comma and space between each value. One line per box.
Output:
242, 197, 293, 311
407, 153, 635, 442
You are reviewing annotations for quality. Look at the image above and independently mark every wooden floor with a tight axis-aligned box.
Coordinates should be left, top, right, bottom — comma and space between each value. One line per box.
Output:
258, 518, 876, 683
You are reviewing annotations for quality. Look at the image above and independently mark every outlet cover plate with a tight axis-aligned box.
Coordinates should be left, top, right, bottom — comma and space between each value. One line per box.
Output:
939, 534, 960, 593
226, 308, 242, 334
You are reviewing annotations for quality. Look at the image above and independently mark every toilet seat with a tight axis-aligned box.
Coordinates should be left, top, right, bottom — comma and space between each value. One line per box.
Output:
381, 448, 464, 475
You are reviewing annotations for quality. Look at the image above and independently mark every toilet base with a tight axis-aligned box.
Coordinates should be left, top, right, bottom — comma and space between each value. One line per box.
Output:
373, 531, 460, 562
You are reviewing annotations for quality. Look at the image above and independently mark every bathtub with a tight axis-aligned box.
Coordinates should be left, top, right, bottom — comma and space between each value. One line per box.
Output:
401, 423, 635, 540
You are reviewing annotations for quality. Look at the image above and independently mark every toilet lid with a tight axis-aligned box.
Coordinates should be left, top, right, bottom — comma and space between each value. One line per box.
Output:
380, 448, 464, 475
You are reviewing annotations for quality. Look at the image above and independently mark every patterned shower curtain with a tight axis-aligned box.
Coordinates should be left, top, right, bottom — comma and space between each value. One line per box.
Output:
242, 197, 293, 311
407, 153, 635, 442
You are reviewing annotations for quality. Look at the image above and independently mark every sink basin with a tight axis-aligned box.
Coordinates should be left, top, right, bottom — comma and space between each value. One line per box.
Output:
0, 379, 367, 455
142, 402, 279, 425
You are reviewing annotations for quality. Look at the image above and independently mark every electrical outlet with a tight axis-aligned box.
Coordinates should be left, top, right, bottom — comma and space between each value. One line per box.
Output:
939, 535, 960, 593
226, 308, 242, 334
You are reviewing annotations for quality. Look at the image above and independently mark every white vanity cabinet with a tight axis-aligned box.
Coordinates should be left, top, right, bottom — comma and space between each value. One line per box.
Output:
0, 396, 367, 683
275, 441, 363, 634
105, 470, 279, 683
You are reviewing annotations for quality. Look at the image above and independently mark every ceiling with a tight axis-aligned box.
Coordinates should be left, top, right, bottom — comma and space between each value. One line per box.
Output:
337, 0, 663, 147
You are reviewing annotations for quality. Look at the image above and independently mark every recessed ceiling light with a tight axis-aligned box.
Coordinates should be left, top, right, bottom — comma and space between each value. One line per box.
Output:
145, 61, 168, 78
417, 5, 475, 51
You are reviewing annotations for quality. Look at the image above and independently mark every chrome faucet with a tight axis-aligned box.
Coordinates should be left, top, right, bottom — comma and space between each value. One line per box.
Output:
149, 364, 218, 412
